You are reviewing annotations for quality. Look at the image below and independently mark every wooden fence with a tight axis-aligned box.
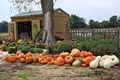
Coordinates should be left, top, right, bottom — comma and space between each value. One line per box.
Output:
70, 28, 120, 48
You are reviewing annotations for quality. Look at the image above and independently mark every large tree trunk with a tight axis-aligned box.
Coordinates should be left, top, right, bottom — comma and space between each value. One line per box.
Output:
41, 0, 55, 45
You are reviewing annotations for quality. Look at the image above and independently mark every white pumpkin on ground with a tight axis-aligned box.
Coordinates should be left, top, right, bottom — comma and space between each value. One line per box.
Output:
89, 56, 101, 69
99, 55, 120, 68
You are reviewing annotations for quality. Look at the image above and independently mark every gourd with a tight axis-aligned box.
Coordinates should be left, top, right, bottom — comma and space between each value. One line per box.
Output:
60, 52, 69, 58
103, 59, 112, 68
70, 48, 80, 56
65, 55, 74, 64
89, 56, 101, 69
72, 60, 81, 67
99, 55, 120, 68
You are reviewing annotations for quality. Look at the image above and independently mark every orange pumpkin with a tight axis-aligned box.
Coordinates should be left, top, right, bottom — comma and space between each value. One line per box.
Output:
9, 55, 18, 63
84, 56, 94, 65
29, 41, 34, 45
26, 52, 33, 57
17, 54, 25, 60
46, 56, 52, 62
65, 56, 74, 64
81, 63, 88, 67
40, 58, 48, 64
19, 58, 26, 63
4, 56, 10, 62
53, 54, 59, 58
25, 56, 33, 63
84, 52, 93, 57
56, 57, 65, 66
32, 56, 38, 63
47, 61, 54, 65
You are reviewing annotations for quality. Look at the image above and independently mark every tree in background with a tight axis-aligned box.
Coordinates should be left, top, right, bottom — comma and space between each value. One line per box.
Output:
9, 0, 56, 45
0, 21, 8, 33
109, 15, 118, 28
89, 19, 101, 28
70, 14, 87, 29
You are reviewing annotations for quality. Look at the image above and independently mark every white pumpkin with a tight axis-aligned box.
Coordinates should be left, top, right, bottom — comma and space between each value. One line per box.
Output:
90, 56, 101, 68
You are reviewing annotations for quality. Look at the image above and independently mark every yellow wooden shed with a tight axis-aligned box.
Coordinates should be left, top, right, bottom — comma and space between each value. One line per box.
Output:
9, 8, 70, 41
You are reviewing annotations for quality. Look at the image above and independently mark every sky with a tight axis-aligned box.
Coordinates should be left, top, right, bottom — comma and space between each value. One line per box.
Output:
0, 0, 120, 23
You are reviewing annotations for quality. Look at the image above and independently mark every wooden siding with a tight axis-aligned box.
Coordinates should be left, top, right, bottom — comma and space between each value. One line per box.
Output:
11, 9, 70, 40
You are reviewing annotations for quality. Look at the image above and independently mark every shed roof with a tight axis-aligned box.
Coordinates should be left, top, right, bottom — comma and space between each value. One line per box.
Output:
11, 8, 69, 18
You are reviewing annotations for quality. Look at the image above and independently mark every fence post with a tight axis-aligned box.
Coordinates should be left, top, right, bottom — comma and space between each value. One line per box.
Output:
117, 27, 119, 48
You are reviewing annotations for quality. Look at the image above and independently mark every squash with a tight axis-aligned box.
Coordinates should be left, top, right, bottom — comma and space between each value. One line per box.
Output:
99, 55, 120, 68
60, 52, 69, 58
65, 55, 74, 64
84, 56, 95, 65
9, 55, 18, 63
72, 60, 81, 67
25, 56, 33, 63
89, 56, 101, 68
20, 58, 26, 63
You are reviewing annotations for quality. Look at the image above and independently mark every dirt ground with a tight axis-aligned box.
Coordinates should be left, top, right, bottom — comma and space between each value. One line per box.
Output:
0, 60, 120, 80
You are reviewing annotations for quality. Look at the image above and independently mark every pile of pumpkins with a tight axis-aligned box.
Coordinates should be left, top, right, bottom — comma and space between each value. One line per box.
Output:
1, 48, 120, 68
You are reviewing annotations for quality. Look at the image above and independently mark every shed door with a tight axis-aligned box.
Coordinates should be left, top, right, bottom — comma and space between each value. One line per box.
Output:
32, 20, 40, 41
8, 22, 16, 41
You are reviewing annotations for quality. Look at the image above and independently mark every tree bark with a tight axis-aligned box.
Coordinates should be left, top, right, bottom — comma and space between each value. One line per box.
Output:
41, 0, 55, 45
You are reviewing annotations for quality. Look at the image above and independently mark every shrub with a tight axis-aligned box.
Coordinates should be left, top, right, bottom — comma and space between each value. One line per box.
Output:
29, 48, 35, 53
16, 45, 23, 50
8, 42, 16, 47
76, 37, 118, 56
7, 46, 16, 54
53, 40, 73, 53
34, 48, 43, 53
21, 46, 31, 54
35, 44, 45, 49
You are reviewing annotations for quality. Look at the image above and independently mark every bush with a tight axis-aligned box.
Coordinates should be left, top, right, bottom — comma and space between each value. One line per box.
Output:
34, 48, 43, 53
8, 42, 16, 47
76, 37, 118, 56
29, 48, 35, 53
53, 40, 73, 53
21, 46, 31, 54
7, 46, 16, 54
16, 45, 23, 50
35, 44, 45, 49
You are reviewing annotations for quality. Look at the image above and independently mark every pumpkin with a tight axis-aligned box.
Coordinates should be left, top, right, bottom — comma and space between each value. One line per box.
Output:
89, 56, 101, 68
56, 57, 65, 66
72, 60, 81, 67
59, 52, 69, 58
9, 55, 18, 63
20, 58, 26, 63
81, 63, 88, 67
53, 54, 59, 58
17, 54, 25, 60
84, 52, 93, 57
25, 56, 33, 63
4, 55, 10, 62
26, 52, 33, 57
47, 61, 54, 65
84, 56, 95, 65
32, 56, 38, 63
39, 58, 48, 64
29, 41, 34, 45
65, 55, 74, 64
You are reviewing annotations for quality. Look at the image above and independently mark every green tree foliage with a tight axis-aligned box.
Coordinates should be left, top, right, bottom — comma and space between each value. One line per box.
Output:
0, 21, 8, 33
109, 15, 118, 28
88, 15, 120, 28
70, 14, 87, 29
89, 19, 101, 28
